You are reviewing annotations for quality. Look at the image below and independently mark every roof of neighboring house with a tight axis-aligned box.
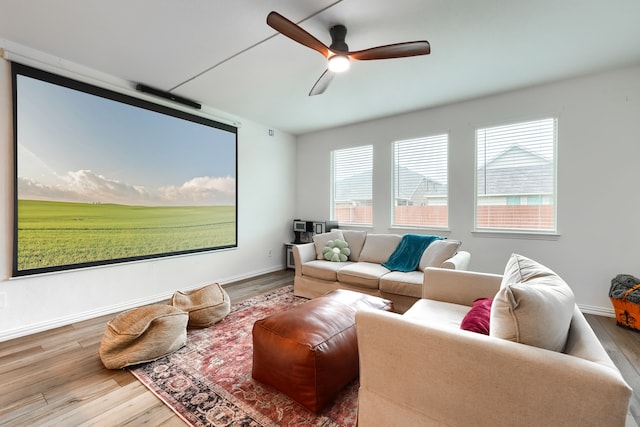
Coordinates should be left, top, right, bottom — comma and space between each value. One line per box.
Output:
478, 145, 553, 195
334, 170, 372, 202
335, 166, 445, 202
335, 145, 553, 202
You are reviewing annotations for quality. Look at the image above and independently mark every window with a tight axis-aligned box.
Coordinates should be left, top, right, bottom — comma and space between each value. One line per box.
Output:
392, 134, 448, 228
331, 145, 373, 225
476, 118, 557, 233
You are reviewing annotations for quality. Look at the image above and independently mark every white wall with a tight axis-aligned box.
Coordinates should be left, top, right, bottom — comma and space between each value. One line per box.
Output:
296, 65, 640, 314
0, 58, 297, 341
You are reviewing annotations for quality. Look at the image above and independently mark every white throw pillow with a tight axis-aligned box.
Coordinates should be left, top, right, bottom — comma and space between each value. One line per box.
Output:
358, 234, 402, 264
313, 230, 345, 260
341, 230, 367, 261
490, 253, 575, 352
418, 239, 461, 271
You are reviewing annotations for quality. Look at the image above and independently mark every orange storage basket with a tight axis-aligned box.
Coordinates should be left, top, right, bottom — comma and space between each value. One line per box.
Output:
610, 283, 640, 332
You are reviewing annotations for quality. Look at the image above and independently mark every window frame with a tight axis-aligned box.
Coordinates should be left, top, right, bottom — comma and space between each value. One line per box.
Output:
330, 145, 374, 226
391, 133, 449, 230
474, 117, 558, 236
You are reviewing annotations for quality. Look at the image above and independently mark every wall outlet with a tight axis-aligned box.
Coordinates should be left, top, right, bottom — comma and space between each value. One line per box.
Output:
0, 292, 6, 309
267, 248, 273, 257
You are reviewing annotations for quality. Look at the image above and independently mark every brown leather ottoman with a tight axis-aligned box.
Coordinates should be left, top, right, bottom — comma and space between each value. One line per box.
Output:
251, 289, 393, 412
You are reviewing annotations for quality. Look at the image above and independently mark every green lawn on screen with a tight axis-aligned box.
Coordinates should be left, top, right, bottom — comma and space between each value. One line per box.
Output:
17, 200, 236, 271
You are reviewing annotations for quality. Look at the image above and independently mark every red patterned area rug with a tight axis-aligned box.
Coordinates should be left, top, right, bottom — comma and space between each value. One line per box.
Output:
130, 285, 358, 426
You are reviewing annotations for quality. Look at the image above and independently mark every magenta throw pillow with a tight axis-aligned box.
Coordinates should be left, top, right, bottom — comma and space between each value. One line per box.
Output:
460, 298, 493, 335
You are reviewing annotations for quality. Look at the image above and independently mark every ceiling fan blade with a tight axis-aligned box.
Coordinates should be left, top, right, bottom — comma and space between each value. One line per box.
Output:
349, 41, 431, 61
309, 69, 335, 96
267, 11, 330, 57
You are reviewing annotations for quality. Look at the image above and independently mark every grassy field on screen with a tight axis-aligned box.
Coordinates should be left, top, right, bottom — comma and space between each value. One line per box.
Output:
17, 200, 235, 271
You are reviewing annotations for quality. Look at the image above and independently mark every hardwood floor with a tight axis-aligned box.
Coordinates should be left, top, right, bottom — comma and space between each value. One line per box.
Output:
586, 314, 640, 426
0, 269, 638, 426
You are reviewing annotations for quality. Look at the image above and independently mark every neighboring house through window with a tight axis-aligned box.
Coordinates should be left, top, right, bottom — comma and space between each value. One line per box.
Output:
392, 134, 448, 228
331, 145, 373, 225
476, 118, 557, 233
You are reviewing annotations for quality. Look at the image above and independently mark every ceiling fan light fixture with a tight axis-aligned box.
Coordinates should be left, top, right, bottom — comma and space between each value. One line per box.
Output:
267, 12, 431, 95
327, 54, 350, 73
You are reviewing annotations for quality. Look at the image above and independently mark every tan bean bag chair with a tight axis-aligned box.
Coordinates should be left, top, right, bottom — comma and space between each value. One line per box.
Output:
99, 304, 188, 369
169, 283, 231, 328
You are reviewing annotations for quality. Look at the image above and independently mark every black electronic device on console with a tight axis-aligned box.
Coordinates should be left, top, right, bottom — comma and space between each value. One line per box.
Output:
292, 219, 338, 243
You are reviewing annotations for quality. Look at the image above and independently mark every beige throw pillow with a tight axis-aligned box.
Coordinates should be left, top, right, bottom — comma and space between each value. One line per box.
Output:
313, 230, 345, 260
341, 230, 367, 261
418, 239, 461, 271
490, 253, 575, 352
358, 234, 402, 264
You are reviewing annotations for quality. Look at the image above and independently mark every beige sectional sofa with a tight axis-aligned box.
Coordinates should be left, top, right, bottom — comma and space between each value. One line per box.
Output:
356, 254, 633, 426
293, 230, 470, 312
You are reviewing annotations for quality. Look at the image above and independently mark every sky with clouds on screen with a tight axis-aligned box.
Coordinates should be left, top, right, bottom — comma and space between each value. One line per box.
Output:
16, 74, 236, 206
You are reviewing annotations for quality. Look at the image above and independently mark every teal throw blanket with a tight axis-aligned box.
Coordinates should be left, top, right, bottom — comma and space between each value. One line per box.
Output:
382, 234, 441, 272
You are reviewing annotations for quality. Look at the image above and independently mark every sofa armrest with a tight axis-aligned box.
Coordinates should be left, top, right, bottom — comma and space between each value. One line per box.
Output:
440, 250, 470, 270
292, 243, 316, 276
422, 267, 502, 306
356, 309, 632, 427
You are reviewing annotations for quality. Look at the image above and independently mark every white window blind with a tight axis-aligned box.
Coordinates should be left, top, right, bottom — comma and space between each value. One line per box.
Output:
476, 118, 557, 232
392, 134, 448, 228
331, 145, 373, 225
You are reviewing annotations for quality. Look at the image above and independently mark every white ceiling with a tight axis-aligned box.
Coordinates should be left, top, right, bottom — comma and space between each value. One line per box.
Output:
1, 0, 639, 135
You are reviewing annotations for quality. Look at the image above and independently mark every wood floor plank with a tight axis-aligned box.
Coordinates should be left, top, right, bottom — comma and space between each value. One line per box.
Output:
0, 343, 44, 367
599, 316, 640, 369
118, 398, 187, 427
76, 388, 182, 426
111, 369, 139, 387
4, 379, 121, 426
43, 377, 122, 407
29, 381, 145, 426
1, 342, 93, 396
0, 324, 75, 356
38, 322, 108, 351
586, 314, 640, 425
0, 340, 80, 375
0, 393, 48, 425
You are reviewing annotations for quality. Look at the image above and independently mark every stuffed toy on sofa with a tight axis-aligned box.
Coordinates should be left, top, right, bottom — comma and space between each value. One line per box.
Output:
323, 239, 351, 262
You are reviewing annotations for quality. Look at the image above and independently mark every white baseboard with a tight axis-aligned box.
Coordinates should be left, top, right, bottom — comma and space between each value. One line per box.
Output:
0, 266, 285, 343
579, 303, 615, 318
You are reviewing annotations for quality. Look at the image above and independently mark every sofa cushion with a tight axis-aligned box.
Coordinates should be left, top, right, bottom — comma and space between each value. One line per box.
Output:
313, 230, 345, 260
359, 234, 402, 264
341, 230, 367, 261
490, 253, 575, 352
302, 260, 353, 282
403, 298, 469, 328
337, 262, 391, 289
418, 239, 461, 271
460, 298, 492, 335
379, 271, 423, 298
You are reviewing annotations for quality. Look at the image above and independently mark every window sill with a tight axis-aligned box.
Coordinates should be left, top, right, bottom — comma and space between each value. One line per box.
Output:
389, 226, 451, 235
336, 224, 374, 230
472, 230, 560, 241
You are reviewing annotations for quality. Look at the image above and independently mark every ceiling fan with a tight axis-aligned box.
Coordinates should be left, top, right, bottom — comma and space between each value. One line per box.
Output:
266, 11, 431, 96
